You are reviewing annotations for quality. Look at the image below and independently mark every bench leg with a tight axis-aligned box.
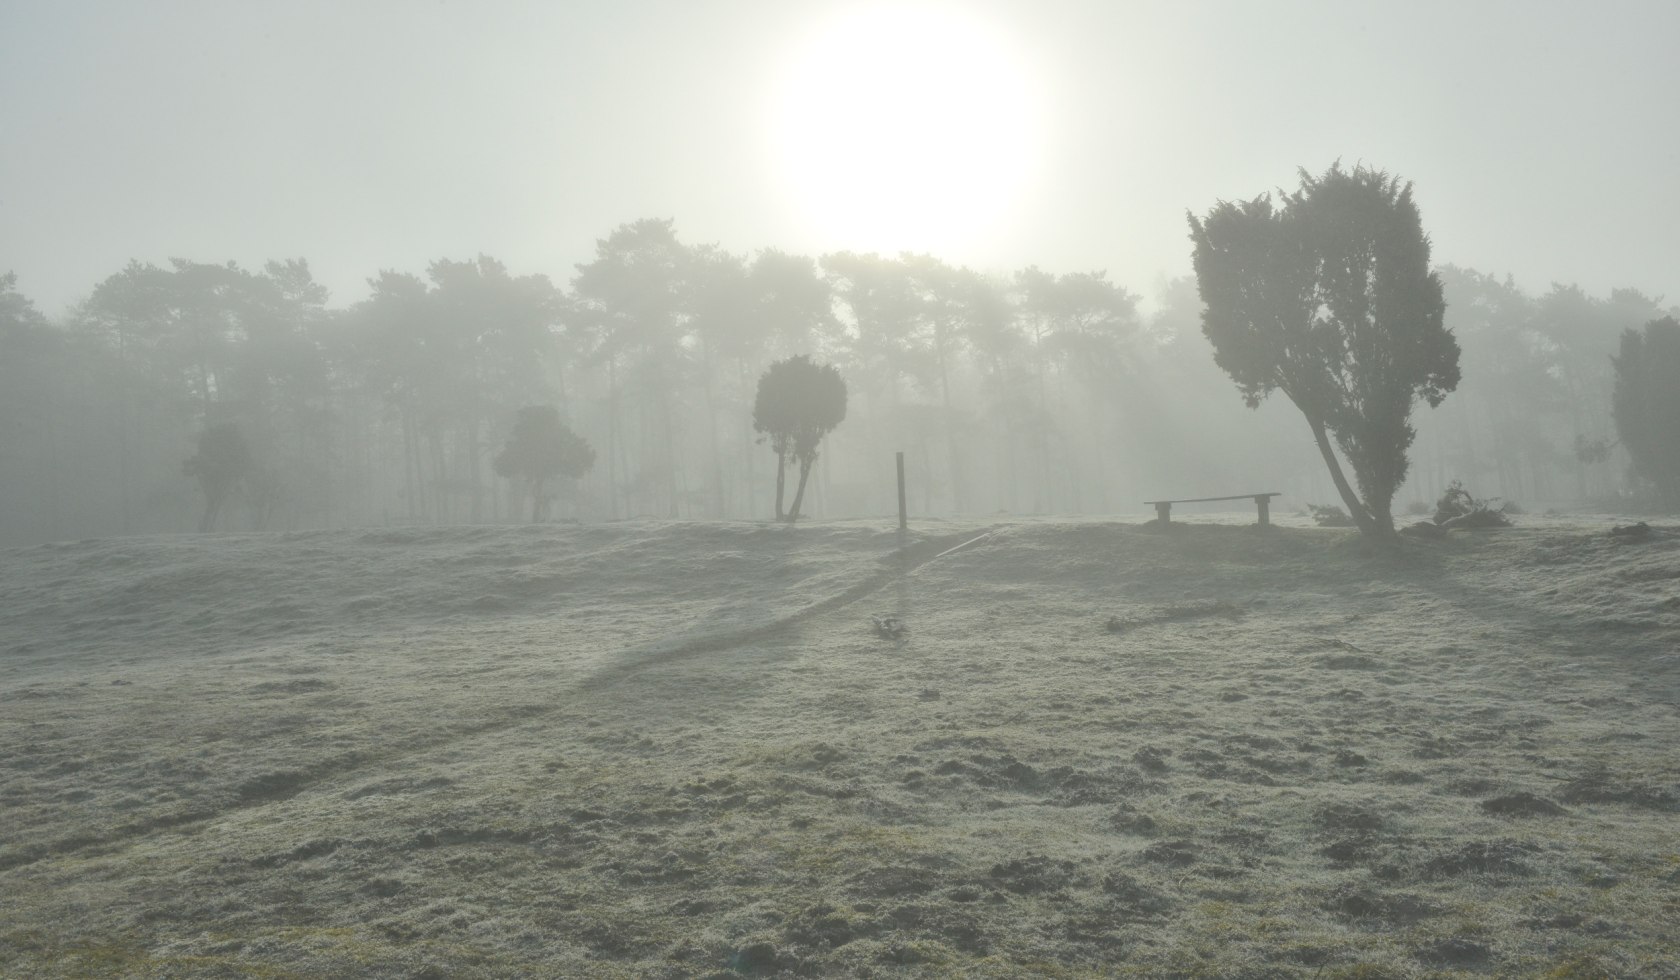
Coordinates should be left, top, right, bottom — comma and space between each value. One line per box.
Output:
1255, 496, 1270, 526
1155, 502, 1171, 526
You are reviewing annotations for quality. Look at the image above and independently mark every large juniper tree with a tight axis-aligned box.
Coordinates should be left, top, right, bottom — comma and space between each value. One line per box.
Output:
1189, 163, 1460, 539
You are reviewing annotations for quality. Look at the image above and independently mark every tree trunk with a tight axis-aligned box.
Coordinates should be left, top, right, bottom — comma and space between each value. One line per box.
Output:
467, 418, 483, 522
607, 358, 623, 519
656, 363, 679, 519
401, 407, 420, 521
739, 360, 756, 519
531, 477, 545, 523
427, 426, 446, 524
787, 454, 815, 522
774, 448, 787, 521
700, 340, 725, 518
199, 491, 221, 532
817, 435, 831, 518
1306, 415, 1387, 538
116, 325, 136, 533
936, 335, 964, 514
1031, 322, 1049, 514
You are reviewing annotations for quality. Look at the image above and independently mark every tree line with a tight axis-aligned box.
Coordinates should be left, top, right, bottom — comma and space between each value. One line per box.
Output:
0, 202, 1675, 547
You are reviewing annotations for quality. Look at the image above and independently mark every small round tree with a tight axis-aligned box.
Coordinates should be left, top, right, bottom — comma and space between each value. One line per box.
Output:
494, 406, 596, 522
183, 422, 252, 532
753, 355, 847, 523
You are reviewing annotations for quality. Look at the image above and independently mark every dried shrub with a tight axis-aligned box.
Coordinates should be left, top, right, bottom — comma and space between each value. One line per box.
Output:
1433, 480, 1512, 528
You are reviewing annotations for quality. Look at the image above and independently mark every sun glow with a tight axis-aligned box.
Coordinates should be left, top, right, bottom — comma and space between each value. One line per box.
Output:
770, 4, 1043, 255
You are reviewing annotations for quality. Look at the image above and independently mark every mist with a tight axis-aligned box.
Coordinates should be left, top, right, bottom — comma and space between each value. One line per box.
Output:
5, 1, 1679, 544
4, 3, 1680, 977
1, 235, 1675, 547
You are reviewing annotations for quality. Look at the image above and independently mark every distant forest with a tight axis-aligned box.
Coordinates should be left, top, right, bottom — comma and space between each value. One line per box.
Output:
1, 218, 1674, 546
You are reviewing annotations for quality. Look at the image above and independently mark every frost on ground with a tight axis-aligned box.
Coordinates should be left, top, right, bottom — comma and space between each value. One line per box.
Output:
2, 517, 1678, 978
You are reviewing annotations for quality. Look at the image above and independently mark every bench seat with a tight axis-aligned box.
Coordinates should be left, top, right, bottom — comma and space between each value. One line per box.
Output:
1142, 493, 1281, 526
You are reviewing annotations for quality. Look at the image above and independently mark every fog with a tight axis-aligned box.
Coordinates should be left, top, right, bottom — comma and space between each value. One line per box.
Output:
7, 6, 1680, 974
5, 1, 1679, 317
4, 1, 1680, 545
2, 240, 1676, 547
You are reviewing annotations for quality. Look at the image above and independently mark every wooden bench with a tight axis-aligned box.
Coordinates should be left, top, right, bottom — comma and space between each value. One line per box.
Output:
1143, 493, 1282, 526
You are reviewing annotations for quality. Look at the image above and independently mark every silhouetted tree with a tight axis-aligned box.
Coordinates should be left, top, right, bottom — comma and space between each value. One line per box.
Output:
0, 271, 44, 333
1428, 266, 1554, 500
351, 270, 436, 521
953, 269, 1028, 509
493, 405, 596, 522
27, 220, 1680, 545
0, 273, 69, 542
183, 422, 252, 531
686, 244, 752, 517
350, 257, 560, 523
735, 249, 837, 515
1535, 284, 1672, 500
822, 252, 927, 514
753, 355, 848, 522
427, 255, 564, 521
1612, 316, 1680, 509
1036, 269, 1141, 511
570, 219, 693, 518
72, 258, 335, 532
1189, 163, 1459, 539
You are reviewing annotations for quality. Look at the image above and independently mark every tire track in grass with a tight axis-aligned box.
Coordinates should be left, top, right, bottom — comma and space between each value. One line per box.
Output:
0, 705, 551, 873
574, 526, 1002, 692
0, 526, 1004, 873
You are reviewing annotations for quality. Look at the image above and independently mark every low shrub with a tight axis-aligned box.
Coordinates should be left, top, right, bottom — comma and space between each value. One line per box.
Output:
1308, 504, 1356, 527
1433, 480, 1512, 528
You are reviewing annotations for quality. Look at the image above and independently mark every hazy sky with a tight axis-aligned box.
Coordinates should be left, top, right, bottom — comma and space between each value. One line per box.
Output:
3, 0, 1677, 316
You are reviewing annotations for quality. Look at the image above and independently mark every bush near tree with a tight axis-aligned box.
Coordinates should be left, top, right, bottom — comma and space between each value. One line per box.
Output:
1432, 480, 1511, 528
752, 355, 847, 523
1189, 163, 1460, 541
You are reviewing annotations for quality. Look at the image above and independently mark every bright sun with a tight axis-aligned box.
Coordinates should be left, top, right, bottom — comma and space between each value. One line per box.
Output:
770, 4, 1042, 255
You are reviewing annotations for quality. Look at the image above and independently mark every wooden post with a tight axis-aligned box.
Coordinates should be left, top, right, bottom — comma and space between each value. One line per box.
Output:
1255, 494, 1270, 526
1155, 502, 1171, 526
896, 452, 907, 531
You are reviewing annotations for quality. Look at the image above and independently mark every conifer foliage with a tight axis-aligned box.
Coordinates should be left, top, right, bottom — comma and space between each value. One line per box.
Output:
183, 422, 252, 532
493, 406, 596, 522
1189, 163, 1460, 539
752, 355, 848, 522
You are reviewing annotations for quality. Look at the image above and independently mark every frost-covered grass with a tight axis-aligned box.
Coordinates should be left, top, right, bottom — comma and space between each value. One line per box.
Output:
2, 517, 1678, 978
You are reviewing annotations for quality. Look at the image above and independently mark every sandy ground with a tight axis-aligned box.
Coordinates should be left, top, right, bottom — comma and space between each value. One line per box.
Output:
2, 515, 1678, 978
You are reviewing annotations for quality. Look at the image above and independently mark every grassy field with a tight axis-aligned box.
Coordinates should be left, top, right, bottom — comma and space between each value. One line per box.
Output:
2, 517, 1677, 978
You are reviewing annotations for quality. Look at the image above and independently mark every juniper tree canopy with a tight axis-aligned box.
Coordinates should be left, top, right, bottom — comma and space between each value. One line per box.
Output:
1189, 163, 1460, 539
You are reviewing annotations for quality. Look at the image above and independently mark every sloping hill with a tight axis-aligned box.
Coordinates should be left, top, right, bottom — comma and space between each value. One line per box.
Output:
2, 519, 1677, 977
